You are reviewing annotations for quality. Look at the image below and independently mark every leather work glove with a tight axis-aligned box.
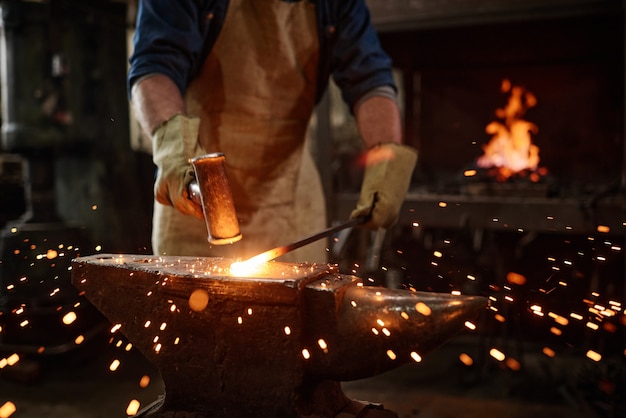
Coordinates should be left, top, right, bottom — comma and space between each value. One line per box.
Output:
350, 142, 417, 229
152, 113, 205, 219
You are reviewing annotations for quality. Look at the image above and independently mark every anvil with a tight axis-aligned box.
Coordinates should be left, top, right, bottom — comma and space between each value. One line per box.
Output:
71, 254, 487, 417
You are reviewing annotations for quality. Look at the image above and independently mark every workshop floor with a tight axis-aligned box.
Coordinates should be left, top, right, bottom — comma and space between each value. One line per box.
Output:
0, 332, 610, 418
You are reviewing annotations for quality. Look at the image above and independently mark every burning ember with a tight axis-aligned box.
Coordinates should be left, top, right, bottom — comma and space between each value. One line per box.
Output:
476, 79, 547, 181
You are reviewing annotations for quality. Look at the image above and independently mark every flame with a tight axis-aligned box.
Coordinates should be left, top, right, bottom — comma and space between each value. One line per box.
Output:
477, 79, 542, 180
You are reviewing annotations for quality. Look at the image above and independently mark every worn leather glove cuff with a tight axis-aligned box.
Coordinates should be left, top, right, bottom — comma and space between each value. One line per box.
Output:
350, 142, 417, 229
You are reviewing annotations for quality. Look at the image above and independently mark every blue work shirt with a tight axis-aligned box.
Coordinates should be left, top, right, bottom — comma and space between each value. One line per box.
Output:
127, 0, 395, 109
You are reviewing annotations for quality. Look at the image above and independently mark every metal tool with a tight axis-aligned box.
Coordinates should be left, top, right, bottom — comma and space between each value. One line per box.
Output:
241, 217, 367, 265
188, 153, 242, 245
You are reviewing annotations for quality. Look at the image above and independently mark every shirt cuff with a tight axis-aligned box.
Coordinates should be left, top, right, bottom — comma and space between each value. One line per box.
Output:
353, 86, 398, 114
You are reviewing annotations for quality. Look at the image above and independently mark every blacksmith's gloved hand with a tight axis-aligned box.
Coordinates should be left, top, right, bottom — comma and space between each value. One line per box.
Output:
151, 113, 205, 219
350, 142, 417, 229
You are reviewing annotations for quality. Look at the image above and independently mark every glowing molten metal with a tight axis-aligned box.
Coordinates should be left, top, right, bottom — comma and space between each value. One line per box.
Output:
230, 246, 289, 277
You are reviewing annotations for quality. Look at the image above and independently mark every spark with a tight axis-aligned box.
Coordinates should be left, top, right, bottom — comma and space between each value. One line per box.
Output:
109, 359, 121, 372
490, 348, 505, 362
459, 353, 473, 366
586, 350, 602, 362
1, 354, 19, 368
543, 347, 556, 358
596, 225, 610, 233
284, 326, 291, 335
415, 302, 432, 316
188, 289, 209, 312
302, 349, 311, 360
0, 401, 16, 418
411, 352, 422, 362
126, 400, 140, 416
386, 350, 397, 360
464, 321, 476, 330
74, 335, 85, 345
570, 312, 583, 321
62, 311, 77, 325
139, 375, 151, 388
318, 339, 328, 351
505, 358, 521, 371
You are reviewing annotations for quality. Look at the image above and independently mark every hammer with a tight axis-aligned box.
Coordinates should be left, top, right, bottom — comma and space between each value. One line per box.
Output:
187, 153, 243, 245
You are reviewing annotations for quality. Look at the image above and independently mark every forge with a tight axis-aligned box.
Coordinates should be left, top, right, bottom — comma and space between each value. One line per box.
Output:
71, 254, 487, 418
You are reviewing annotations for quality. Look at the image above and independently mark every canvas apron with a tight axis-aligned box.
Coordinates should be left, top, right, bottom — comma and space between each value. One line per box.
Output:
152, 0, 327, 263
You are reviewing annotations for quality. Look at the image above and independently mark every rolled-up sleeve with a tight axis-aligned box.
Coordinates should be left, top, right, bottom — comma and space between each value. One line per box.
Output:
331, 0, 395, 110
127, 0, 209, 99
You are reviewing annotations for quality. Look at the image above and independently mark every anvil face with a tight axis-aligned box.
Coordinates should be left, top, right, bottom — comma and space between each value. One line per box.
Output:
71, 254, 487, 418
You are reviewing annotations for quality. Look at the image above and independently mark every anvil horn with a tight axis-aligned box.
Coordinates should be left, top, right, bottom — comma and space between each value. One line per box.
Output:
302, 281, 488, 381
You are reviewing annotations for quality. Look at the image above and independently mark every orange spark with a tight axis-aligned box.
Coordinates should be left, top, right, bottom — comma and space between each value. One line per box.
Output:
126, 400, 140, 416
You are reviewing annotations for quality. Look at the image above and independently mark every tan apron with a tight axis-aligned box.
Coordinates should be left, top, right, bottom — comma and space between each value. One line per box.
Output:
152, 0, 327, 263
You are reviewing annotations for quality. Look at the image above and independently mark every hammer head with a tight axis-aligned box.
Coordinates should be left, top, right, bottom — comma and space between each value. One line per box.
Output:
189, 153, 242, 245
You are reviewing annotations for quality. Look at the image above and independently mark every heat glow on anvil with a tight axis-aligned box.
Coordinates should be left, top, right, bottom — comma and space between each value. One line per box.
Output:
71, 254, 488, 418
